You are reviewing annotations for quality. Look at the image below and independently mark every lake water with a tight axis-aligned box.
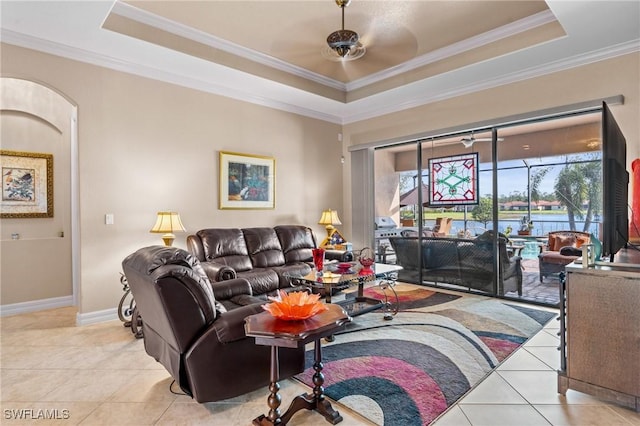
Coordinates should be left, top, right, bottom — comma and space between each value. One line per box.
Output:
441, 213, 600, 238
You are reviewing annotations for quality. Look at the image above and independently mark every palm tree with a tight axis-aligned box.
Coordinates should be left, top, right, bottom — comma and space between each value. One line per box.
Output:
554, 160, 601, 232
581, 161, 602, 231
530, 168, 549, 205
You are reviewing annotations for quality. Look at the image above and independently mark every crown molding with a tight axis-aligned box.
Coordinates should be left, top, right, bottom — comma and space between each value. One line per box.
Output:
2, 27, 638, 126
345, 9, 559, 92
341, 39, 640, 124
0, 29, 344, 124
110, 2, 558, 96
109, 1, 347, 92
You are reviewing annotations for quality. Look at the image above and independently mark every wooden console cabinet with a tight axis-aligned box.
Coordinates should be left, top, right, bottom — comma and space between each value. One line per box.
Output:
558, 249, 640, 411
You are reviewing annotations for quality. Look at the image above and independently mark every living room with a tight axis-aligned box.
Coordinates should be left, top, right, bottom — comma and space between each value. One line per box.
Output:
1, 1, 639, 424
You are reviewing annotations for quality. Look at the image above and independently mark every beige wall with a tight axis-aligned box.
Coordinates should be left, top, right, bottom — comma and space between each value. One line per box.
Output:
1, 44, 343, 315
2, 43, 639, 317
342, 53, 640, 245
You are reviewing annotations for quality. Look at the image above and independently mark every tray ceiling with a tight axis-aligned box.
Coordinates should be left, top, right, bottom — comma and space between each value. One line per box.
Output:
104, 1, 562, 101
1, 1, 639, 124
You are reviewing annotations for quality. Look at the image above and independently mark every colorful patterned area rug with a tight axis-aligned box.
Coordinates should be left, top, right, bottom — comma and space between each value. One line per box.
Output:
295, 283, 556, 426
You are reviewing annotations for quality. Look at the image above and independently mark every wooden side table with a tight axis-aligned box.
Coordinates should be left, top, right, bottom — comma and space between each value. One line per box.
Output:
244, 304, 352, 425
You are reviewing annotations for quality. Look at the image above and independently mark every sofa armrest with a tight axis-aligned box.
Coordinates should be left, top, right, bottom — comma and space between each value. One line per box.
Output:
212, 303, 265, 344
200, 261, 237, 282
211, 278, 252, 300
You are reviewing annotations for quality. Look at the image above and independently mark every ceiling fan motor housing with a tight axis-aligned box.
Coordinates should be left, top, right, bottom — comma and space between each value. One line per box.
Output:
327, 29, 359, 57
327, 0, 360, 58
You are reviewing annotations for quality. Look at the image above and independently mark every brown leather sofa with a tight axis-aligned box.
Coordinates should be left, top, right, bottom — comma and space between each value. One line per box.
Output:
122, 245, 305, 403
538, 230, 591, 282
187, 225, 352, 299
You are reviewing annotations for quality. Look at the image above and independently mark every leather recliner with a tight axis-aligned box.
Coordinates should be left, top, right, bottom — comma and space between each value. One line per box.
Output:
121, 245, 305, 403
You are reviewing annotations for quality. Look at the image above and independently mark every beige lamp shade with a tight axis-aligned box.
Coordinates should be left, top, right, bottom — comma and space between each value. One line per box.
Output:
318, 209, 342, 238
150, 211, 186, 246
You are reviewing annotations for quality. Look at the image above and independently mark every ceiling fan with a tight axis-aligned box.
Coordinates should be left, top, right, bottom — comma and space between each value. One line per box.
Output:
460, 132, 504, 148
323, 0, 366, 61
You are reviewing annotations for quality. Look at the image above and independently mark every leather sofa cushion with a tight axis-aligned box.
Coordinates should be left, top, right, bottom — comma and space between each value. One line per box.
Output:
243, 228, 286, 268
275, 225, 316, 263
271, 263, 312, 288
197, 228, 253, 272
237, 268, 280, 295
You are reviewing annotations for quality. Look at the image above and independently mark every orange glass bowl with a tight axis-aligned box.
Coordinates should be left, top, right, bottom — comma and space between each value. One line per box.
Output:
262, 290, 328, 321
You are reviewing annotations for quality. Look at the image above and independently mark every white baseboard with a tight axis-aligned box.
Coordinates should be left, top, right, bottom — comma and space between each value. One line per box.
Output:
0, 297, 120, 326
75, 308, 118, 326
0, 296, 73, 317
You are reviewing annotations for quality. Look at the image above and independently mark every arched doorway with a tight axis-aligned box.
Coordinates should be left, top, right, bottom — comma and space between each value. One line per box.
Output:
1, 78, 79, 314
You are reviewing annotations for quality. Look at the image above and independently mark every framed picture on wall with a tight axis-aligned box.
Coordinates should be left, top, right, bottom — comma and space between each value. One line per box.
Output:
1, 150, 54, 218
219, 151, 275, 209
428, 152, 479, 206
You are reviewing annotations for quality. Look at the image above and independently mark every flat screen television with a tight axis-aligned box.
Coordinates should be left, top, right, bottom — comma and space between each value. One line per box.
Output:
601, 102, 629, 261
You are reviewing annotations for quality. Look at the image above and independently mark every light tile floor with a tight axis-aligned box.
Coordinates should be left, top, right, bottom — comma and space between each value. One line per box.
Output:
1, 301, 639, 425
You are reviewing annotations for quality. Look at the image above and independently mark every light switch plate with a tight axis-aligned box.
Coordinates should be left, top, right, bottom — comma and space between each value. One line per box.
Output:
105, 213, 114, 225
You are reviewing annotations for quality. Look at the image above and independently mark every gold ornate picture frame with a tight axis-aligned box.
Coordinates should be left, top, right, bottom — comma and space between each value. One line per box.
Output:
219, 151, 275, 210
1, 150, 53, 218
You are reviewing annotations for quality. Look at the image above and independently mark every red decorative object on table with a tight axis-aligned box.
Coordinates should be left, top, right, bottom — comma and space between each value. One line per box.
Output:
262, 290, 328, 321
312, 248, 325, 274
336, 262, 353, 273
358, 247, 375, 275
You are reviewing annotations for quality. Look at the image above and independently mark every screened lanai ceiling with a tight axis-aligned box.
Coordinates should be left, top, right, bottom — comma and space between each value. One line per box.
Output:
1, 1, 639, 124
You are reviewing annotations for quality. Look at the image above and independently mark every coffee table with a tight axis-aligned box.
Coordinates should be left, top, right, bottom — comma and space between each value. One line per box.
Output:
286, 262, 402, 318
245, 304, 352, 425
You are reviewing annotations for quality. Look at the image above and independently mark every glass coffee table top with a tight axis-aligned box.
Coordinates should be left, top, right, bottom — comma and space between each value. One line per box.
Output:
285, 262, 402, 318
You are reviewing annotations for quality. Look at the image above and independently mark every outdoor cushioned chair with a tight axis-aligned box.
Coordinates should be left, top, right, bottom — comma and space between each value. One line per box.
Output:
122, 246, 305, 403
433, 217, 453, 237
538, 230, 591, 282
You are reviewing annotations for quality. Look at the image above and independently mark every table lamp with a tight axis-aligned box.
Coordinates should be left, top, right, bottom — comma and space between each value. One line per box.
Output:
318, 209, 342, 242
150, 211, 186, 246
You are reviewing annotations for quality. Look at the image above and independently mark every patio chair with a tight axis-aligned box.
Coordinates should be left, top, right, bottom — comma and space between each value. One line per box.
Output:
538, 230, 591, 282
433, 217, 453, 237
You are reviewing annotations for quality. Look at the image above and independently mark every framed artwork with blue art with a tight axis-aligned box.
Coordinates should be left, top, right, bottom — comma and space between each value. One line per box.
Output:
428, 152, 479, 206
1, 150, 53, 218
219, 151, 275, 210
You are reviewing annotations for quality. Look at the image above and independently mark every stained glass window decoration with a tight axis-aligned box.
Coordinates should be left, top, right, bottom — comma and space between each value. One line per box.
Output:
428, 153, 479, 206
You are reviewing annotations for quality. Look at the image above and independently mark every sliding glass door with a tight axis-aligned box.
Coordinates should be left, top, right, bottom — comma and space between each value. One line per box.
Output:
372, 111, 603, 307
